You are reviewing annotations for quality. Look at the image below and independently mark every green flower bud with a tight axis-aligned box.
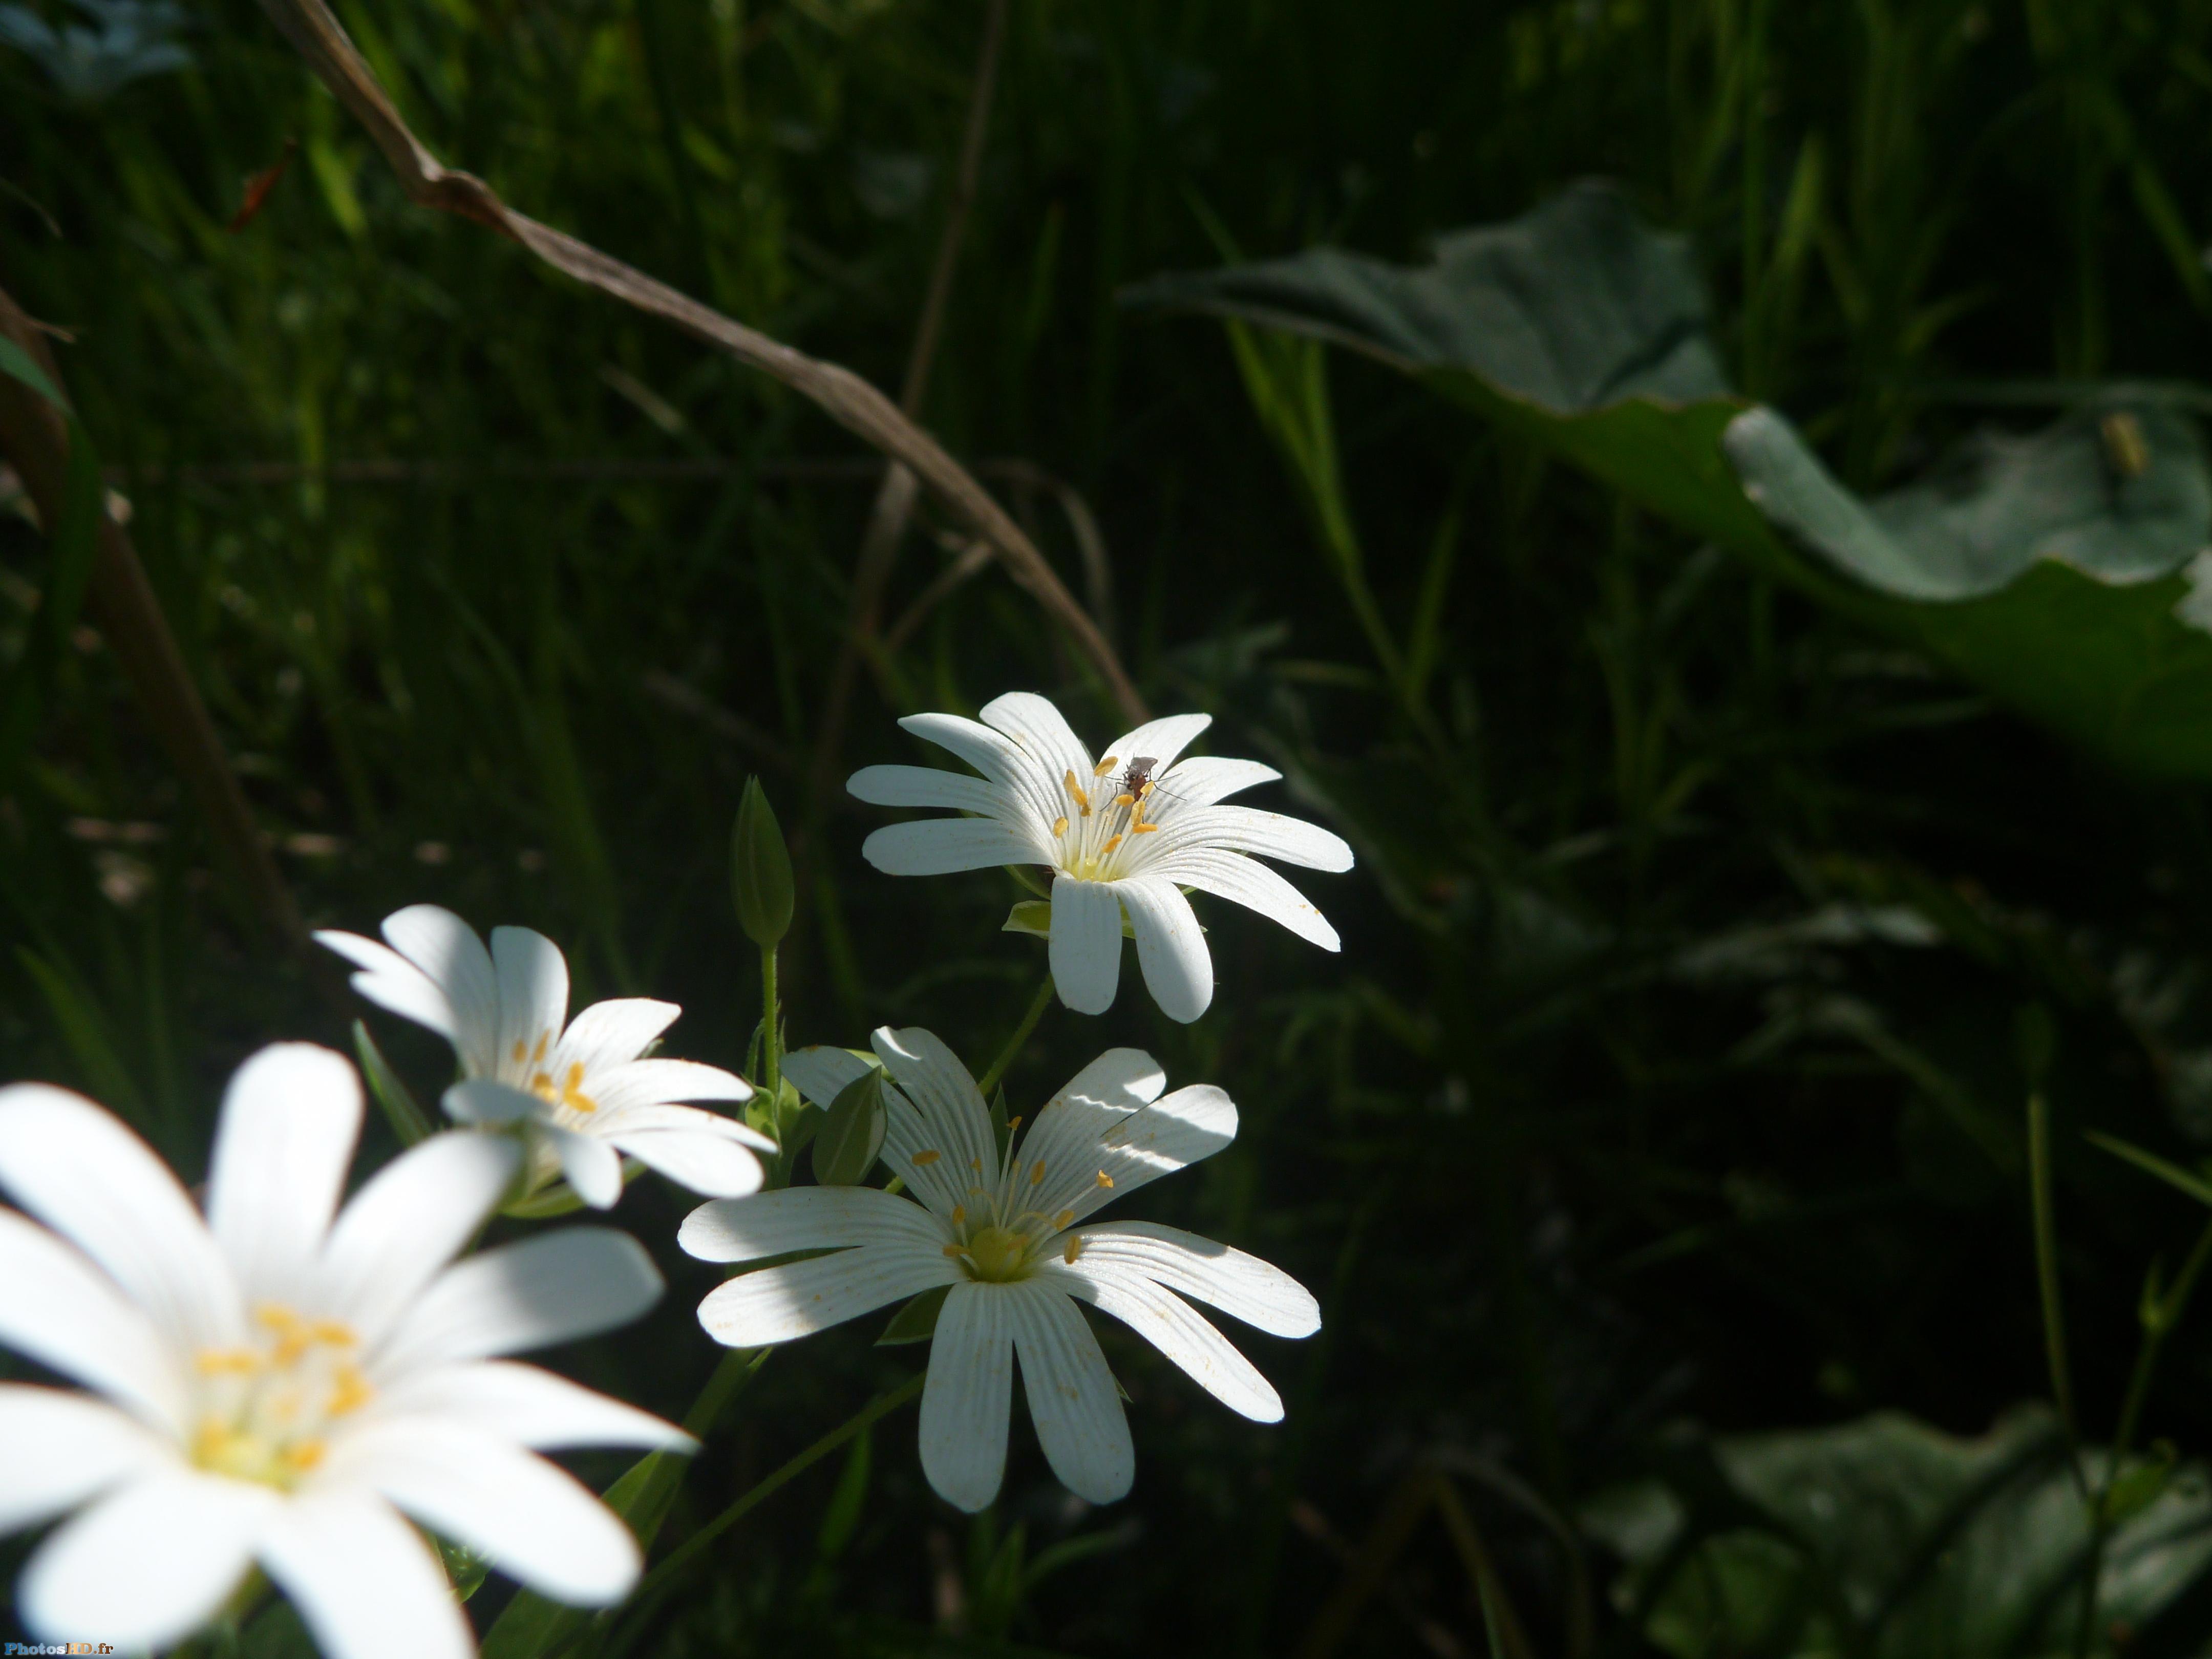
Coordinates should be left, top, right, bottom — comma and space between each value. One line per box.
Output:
813, 1068, 887, 1187
731, 777, 795, 948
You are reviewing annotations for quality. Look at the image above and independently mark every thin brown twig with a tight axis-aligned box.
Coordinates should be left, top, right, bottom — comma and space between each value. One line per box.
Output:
0, 287, 325, 986
249, 0, 1142, 722
798, 0, 1022, 901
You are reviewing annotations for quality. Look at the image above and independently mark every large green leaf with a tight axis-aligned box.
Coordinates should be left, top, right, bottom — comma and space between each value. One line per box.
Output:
1582, 1408, 2212, 1657
1124, 181, 2212, 778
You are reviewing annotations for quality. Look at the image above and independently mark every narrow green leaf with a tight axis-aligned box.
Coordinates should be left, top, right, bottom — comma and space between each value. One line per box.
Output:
2085, 1131, 2212, 1210
813, 1069, 886, 1186
0, 336, 69, 412
352, 1019, 433, 1144
877, 1284, 950, 1346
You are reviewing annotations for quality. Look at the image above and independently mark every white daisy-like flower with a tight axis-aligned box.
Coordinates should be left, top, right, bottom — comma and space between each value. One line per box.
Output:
0, 1043, 689, 1658
317, 905, 773, 1210
848, 692, 1353, 1023
678, 1027, 1319, 1513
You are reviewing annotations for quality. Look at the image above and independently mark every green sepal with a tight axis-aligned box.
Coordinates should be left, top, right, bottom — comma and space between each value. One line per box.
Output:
877, 1284, 950, 1346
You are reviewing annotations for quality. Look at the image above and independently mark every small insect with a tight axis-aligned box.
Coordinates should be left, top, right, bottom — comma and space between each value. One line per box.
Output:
1116, 755, 1159, 800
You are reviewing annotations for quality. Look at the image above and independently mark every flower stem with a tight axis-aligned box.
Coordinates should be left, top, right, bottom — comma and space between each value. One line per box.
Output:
976, 971, 1055, 1098
2028, 1082, 2077, 1449
605, 1372, 926, 1655
759, 942, 781, 1103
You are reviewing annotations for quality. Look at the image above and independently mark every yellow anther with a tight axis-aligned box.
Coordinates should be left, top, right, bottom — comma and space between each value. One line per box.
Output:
1063, 769, 1092, 813
512, 1039, 527, 1064
1095, 1169, 1114, 1188
1138, 779, 1154, 797
282, 1440, 326, 1473
1052, 816, 1068, 837
913, 1149, 942, 1166
531, 1032, 550, 1065
1114, 793, 1137, 809
1054, 1209, 1075, 1229
951, 1205, 967, 1225
1101, 834, 1123, 855
1029, 1159, 1046, 1186
1094, 755, 1118, 777
196, 1348, 260, 1376
309, 1320, 356, 1346
970, 1156, 983, 1172
1064, 1236, 1083, 1264
1008, 1116, 1023, 1133
328, 1366, 373, 1416
1133, 822, 1161, 834
942, 1243, 968, 1259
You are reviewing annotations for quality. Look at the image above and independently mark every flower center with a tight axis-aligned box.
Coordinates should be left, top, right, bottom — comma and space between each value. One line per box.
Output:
528, 1058, 599, 1118
189, 1303, 374, 1488
961, 1225, 1034, 1283
1050, 756, 1165, 880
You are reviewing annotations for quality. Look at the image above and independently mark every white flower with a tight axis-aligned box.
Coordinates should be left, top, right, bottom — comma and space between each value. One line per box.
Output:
678, 1027, 1319, 1513
0, 1043, 689, 1658
848, 692, 1353, 1022
317, 905, 773, 1209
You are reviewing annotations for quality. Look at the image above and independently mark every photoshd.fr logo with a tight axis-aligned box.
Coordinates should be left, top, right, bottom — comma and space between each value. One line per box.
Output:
4, 1644, 115, 1655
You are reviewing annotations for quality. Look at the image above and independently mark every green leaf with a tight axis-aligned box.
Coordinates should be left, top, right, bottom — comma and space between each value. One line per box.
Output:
813, 1068, 887, 1186
2085, 1130, 2212, 1210
877, 1284, 950, 1346
813, 1425, 873, 1562
352, 1019, 434, 1144
0, 336, 71, 412
1582, 1408, 2212, 1658
1002, 898, 1147, 941
1126, 181, 2212, 780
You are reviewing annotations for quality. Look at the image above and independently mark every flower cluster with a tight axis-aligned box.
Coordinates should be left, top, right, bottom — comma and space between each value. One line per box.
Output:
0, 692, 1343, 1655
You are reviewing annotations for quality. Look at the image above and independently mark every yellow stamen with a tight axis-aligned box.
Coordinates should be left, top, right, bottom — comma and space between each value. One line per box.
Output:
1095, 1168, 1114, 1188
942, 1243, 968, 1259
970, 1156, 983, 1172
1052, 815, 1068, 837
1029, 1159, 1046, 1186
1133, 822, 1161, 834
328, 1366, 373, 1416
512, 1039, 527, 1064
1008, 1115, 1023, 1133
1114, 793, 1137, 809
1063, 769, 1092, 814
309, 1319, 356, 1346
196, 1348, 260, 1376
282, 1440, 326, 1473
1065, 1236, 1083, 1264
1101, 834, 1123, 855
913, 1149, 942, 1166
951, 1205, 967, 1225
1093, 755, 1118, 777
531, 1032, 550, 1065
1054, 1209, 1075, 1228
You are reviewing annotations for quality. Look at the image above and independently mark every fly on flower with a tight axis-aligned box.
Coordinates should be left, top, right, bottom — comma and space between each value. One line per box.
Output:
848, 691, 1354, 1022
317, 905, 774, 1210
679, 1027, 1320, 1513
0, 1044, 689, 1658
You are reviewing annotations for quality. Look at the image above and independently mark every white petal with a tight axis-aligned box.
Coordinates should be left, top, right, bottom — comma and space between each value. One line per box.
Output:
1147, 848, 1341, 951
379, 904, 502, 1076
546, 1125, 624, 1209
1009, 1048, 1165, 1224
444, 1078, 541, 1124
979, 691, 1096, 791
780, 1046, 877, 1110
607, 1129, 764, 1199
1099, 712, 1213, 778
260, 1487, 472, 1659
876, 1086, 970, 1219
1005, 1282, 1132, 1505
0, 1386, 171, 1532
0, 1082, 241, 1352
919, 1283, 1012, 1513
315, 930, 464, 1055
680, 1184, 947, 1262
207, 1044, 364, 1306
847, 764, 1008, 814
335, 1421, 640, 1605
1049, 876, 1124, 1015
552, 997, 680, 1073
368, 1360, 693, 1453
1040, 1084, 1239, 1228
871, 1028, 997, 1192
377, 1228, 662, 1373
695, 1244, 959, 1347
595, 1101, 777, 1153
1117, 878, 1214, 1023
319, 1131, 522, 1352
898, 711, 1064, 827
584, 1058, 753, 1114
19, 1469, 276, 1649
1065, 1222, 1320, 1337
1152, 804, 1353, 872
1038, 1259, 1283, 1421
863, 818, 1048, 876
493, 926, 571, 1078
0, 1210, 184, 1430
1154, 756, 1281, 807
